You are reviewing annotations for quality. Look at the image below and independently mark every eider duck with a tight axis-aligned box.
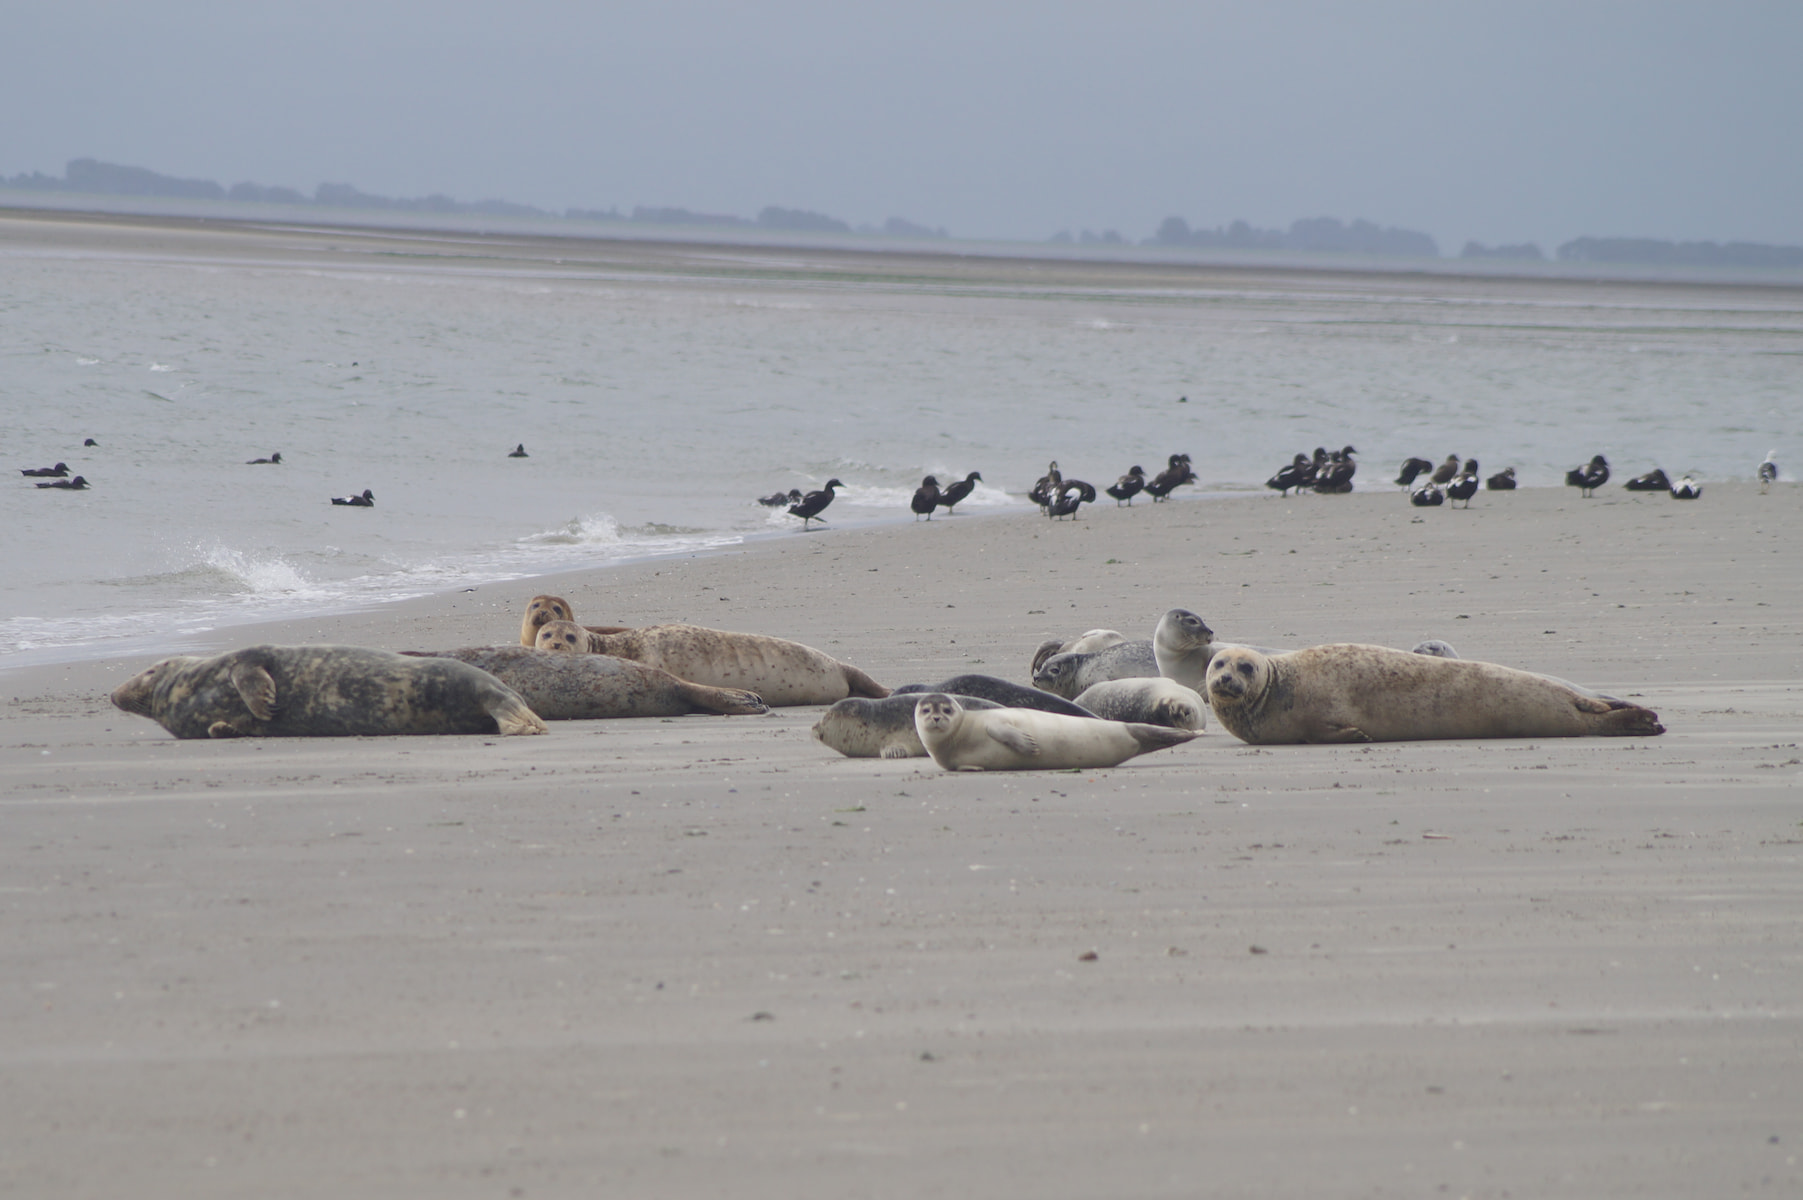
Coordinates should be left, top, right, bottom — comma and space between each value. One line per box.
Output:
247, 452, 282, 465
508, 444, 529, 458
758, 488, 804, 507
937, 471, 982, 513
331, 488, 375, 507
37, 475, 89, 490
1758, 450, 1778, 492
20, 462, 70, 477
1105, 466, 1145, 506
1670, 475, 1702, 500
1623, 467, 1669, 492
1485, 467, 1517, 490
788, 479, 843, 529
1565, 454, 1609, 497
1395, 457, 1434, 487
911, 475, 941, 520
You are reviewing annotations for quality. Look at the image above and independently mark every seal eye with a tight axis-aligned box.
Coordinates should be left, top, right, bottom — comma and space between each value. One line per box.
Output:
1238, 661, 1254, 675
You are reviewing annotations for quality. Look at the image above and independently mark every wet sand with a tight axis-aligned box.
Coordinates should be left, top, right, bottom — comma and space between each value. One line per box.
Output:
2, 484, 1799, 1197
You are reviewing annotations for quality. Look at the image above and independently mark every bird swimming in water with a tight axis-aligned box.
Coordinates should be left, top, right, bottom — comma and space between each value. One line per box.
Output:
84, 438, 99, 447
1623, 467, 1669, 492
20, 462, 70, 477
36, 475, 89, 490
937, 471, 981, 513
1670, 475, 1702, 499
758, 488, 804, 507
247, 452, 282, 465
1395, 457, 1434, 487
1565, 454, 1609, 497
1759, 450, 1778, 492
508, 444, 529, 458
911, 475, 941, 520
1106, 465, 1145, 506
1485, 467, 1517, 490
331, 489, 375, 507
788, 479, 843, 529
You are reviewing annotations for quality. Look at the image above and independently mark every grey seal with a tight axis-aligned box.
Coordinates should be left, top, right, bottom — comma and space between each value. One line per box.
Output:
535, 620, 887, 705
813, 693, 1003, 759
403, 646, 767, 718
912, 693, 1200, 772
1032, 640, 1158, 698
891, 673, 1097, 718
1151, 609, 1287, 690
110, 644, 548, 739
1204, 643, 1664, 745
1030, 629, 1128, 676
1072, 678, 1208, 730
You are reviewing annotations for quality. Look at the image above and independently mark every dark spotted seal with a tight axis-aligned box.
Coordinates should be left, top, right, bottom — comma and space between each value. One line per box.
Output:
1072, 678, 1207, 730
1204, 643, 1664, 744
1031, 640, 1157, 699
403, 646, 766, 718
110, 645, 547, 739
891, 673, 1097, 718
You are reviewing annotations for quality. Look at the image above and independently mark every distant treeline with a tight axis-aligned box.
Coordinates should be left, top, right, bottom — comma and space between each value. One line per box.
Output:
1152, 215, 1440, 258
1, 158, 950, 240
1555, 236, 1803, 269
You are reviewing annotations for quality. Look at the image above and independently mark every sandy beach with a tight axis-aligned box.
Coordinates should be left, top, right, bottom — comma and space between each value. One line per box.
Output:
2, 483, 1799, 1197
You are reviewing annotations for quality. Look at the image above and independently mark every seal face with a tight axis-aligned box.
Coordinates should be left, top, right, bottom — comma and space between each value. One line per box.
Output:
517, 595, 632, 647
1032, 640, 1158, 698
813, 693, 1002, 758
1204, 643, 1664, 745
110, 645, 548, 739
406, 646, 766, 718
912, 693, 1199, 772
535, 620, 887, 706
1073, 678, 1207, 730
891, 674, 1097, 718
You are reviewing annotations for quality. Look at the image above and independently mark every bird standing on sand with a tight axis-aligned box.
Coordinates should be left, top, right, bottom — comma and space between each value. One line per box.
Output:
331, 489, 375, 507
1446, 467, 1479, 508
1266, 454, 1310, 496
1565, 454, 1609, 497
788, 479, 843, 529
1048, 479, 1097, 520
1429, 454, 1461, 485
1144, 453, 1196, 501
1759, 450, 1778, 492
1312, 446, 1358, 493
1395, 457, 1434, 487
911, 476, 941, 520
1028, 461, 1063, 510
937, 471, 981, 513
1106, 465, 1146, 506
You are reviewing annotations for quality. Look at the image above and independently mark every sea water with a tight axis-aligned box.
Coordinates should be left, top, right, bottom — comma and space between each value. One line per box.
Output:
3, 214, 1798, 669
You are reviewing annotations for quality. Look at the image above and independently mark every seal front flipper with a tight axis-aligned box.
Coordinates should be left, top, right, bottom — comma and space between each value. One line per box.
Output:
1316, 724, 1373, 744
207, 720, 244, 738
229, 661, 280, 720
985, 724, 1040, 756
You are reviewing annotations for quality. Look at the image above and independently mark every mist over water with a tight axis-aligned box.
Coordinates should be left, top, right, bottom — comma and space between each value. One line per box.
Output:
3, 218, 1798, 668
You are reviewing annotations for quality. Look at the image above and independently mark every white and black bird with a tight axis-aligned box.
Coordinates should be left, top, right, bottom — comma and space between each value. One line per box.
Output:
1670, 475, 1703, 500
1446, 466, 1479, 508
1565, 454, 1609, 497
1759, 450, 1778, 492
1409, 483, 1445, 507
1106, 465, 1146, 506
330, 488, 375, 507
1047, 479, 1097, 520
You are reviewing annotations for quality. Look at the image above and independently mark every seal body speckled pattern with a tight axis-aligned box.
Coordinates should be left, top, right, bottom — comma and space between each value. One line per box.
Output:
913, 693, 1198, 771
1031, 640, 1157, 698
406, 646, 767, 718
1205, 643, 1664, 745
813, 693, 1002, 758
518, 594, 632, 647
1073, 678, 1208, 730
1153, 608, 1285, 690
891, 673, 1097, 718
1030, 629, 1127, 675
534, 620, 887, 706
110, 645, 547, 739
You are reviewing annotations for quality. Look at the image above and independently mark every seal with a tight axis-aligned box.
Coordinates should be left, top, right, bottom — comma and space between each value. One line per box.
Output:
534, 620, 888, 705
1072, 678, 1207, 730
913, 693, 1199, 771
1030, 629, 1128, 676
1204, 643, 1664, 744
1151, 608, 1285, 690
517, 594, 634, 648
1409, 639, 1460, 658
109, 644, 548, 739
404, 646, 767, 718
813, 693, 1003, 759
892, 673, 1097, 718
1032, 640, 1158, 698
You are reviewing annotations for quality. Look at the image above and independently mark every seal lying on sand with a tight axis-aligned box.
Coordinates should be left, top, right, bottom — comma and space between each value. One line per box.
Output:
1073, 678, 1207, 730
518, 594, 632, 647
892, 673, 1097, 718
814, 693, 1005, 758
403, 646, 767, 718
534, 620, 887, 705
1152, 608, 1285, 690
913, 693, 1199, 771
110, 645, 547, 739
1030, 629, 1128, 675
1205, 643, 1664, 744
1032, 640, 1157, 698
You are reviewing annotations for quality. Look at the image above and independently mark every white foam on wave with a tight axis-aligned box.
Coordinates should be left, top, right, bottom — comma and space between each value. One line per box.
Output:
518, 512, 623, 547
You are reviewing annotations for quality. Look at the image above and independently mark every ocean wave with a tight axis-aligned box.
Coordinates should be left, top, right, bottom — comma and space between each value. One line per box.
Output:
518, 512, 623, 547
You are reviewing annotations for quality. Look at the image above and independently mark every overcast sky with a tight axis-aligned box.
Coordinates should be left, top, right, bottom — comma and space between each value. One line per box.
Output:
5, 1, 1801, 250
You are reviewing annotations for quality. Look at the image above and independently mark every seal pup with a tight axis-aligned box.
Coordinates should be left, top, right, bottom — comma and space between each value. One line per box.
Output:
1670, 475, 1702, 499
813, 693, 1005, 758
110, 644, 548, 739
913, 693, 1199, 772
37, 475, 89, 490
758, 488, 803, 507
1623, 467, 1670, 492
1031, 629, 1128, 676
937, 471, 982, 513
910, 475, 941, 520
508, 443, 529, 457
516, 595, 639, 647
893, 673, 1098, 718
331, 488, 375, 507
404, 646, 767, 718
1395, 457, 1434, 487
20, 462, 69, 477
1759, 450, 1778, 492
534, 619, 888, 705
1073, 678, 1207, 730
1106, 466, 1146, 506
247, 452, 282, 464
787, 479, 843, 529
1485, 467, 1517, 490
1032, 640, 1158, 698
1565, 454, 1609, 497
1204, 643, 1664, 745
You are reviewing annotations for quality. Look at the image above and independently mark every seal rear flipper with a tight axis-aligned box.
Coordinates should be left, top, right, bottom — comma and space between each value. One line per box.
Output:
985, 725, 1040, 756
1124, 724, 1202, 754
229, 662, 279, 720
841, 664, 890, 699
489, 698, 549, 735
1313, 724, 1373, 744
1596, 703, 1665, 737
